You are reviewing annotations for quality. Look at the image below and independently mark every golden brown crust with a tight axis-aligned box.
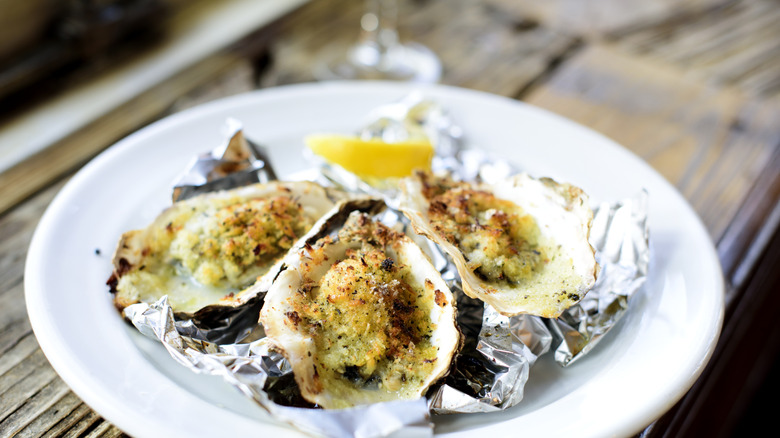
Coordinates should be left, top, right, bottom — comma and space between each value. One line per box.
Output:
261, 208, 460, 409
417, 172, 545, 286
401, 171, 598, 318
108, 181, 343, 316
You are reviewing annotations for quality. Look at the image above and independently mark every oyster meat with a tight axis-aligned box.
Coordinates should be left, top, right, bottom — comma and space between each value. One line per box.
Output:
261, 201, 460, 409
400, 171, 597, 318
108, 181, 344, 316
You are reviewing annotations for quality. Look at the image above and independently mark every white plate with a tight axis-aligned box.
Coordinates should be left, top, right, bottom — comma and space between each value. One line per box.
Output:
25, 81, 724, 438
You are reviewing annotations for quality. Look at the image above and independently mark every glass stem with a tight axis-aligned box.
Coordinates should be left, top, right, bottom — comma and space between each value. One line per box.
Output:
360, 0, 401, 63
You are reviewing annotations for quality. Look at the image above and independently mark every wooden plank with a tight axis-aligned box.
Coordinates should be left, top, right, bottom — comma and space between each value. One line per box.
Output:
0, 363, 112, 438
405, 0, 577, 96
0, 350, 58, 422
60, 410, 102, 438
84, 420, 124, 438
0, 57, 252, 438
483, 0, 780, 98
0, 331, 37, 377
0, 54, 251, 217
253, 0, 365, 85
0, 348, 48, 397
40, 402, 98, 438
0, 0, 307, 174
257, 0, 578, 97
614, 0, 780, 97
718, 147, 780, 300
0, 377, 71, 437
482, 0, 728, 38
0, 58, 253, 438
0, 315, 32, 356
0, 177, 128, 437
14, 391, 83, 438
0, 179, 64, 300
0, 180, 65, 369
524, 44, 780, 244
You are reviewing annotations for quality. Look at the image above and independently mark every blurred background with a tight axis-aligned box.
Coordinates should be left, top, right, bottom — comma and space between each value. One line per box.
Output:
0, 1, 778, 437
2, 0, 779, 177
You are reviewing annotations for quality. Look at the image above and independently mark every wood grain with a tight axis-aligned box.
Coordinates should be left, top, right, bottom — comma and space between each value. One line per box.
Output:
613, 0, 780, 97
0, 54, 252, 218
257, 0, 578, 96
483, 0, 728, 38
485, 0, 780, 98
0, 179, 126, 437
524, 44, 780, 243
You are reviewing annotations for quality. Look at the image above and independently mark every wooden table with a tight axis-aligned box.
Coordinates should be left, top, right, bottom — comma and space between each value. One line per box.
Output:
1, 0, 778, 436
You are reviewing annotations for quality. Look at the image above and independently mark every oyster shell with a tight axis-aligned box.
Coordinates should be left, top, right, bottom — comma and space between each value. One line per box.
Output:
400, 171, 598, 318
261, 200, 460, 409
108, 181, 345, 317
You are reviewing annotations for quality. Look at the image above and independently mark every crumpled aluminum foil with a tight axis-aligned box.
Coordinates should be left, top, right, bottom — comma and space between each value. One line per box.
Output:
122, 95, 650, 436
172, 118, 277, 202
429, 295, 552, 414
334, 95, 650, 371
125, 298, 433, 438
548, 191, 650, 366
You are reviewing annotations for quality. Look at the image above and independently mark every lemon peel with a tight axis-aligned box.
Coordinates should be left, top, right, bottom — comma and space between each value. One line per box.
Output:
305, 134, 434, 179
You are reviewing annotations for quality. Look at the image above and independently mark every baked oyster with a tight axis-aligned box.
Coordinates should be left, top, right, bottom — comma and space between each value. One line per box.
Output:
400, 171, 597, 318
108, 181, 344, 316
261, 201, 460, 409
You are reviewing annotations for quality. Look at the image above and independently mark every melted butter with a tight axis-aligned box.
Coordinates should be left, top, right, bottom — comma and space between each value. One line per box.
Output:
117, 264, 235, 313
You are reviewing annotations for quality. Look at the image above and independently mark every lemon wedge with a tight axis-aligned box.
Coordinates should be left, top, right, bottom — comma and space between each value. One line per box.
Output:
305, 134, 434, 179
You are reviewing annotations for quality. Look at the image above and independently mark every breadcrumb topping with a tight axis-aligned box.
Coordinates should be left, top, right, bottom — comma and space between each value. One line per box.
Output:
289, 214, 440, 406
420, 172, 546, 285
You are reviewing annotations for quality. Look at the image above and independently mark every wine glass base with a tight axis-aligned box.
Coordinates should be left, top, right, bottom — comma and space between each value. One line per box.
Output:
314, 42, 442, 83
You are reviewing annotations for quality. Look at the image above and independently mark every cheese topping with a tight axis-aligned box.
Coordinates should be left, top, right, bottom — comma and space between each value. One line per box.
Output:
115, 194, 314, 313
169, 196, 310, 286
420, 173, 548, 286
401, 171, 597, 318
282, 214, 444, 408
